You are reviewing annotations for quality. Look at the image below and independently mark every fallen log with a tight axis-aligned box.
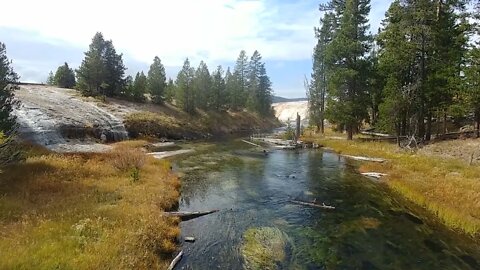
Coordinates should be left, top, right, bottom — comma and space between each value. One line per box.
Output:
164, 210, 219, 221
289, 200, 335, 210
167, 250, 183, 270
342, 155, 386, 163
241, 139, 263, 148
361, 172, 387, 179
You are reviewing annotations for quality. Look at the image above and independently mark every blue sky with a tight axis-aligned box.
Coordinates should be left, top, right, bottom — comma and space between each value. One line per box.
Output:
0, 0, 391, 98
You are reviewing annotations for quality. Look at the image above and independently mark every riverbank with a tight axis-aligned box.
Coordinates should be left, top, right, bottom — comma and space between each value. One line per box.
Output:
303, 134, 480, 236
0, 141, 180, 269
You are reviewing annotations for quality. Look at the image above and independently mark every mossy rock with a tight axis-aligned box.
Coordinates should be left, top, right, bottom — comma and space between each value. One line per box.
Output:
241, 227, 291, 270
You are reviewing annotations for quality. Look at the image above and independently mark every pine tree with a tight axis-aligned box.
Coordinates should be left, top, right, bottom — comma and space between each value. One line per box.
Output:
0, 42, 19, 135
325, 0, 372, 140
230, 50, 249, 110
309, 11, 335, 133
103, 40, 126, 97
246, 51, 273, 116
54, 62, 76, 88
46, 71, 55, 85
147, 56, 166, 104
76, 32, 125, 97
164, 78, 175, 103
132, 72, 147, 102
211, 66, 227, 111
176, 58, 196, 114
193, 61, 212, 110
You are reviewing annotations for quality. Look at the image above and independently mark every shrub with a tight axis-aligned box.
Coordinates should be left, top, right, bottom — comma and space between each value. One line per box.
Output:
109, 145, 146, 172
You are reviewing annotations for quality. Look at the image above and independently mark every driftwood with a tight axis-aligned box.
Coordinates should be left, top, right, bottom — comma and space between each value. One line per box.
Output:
184, 236, 196, 242
167, 250, 183, 270
342, 155, 386, 163
164, 210, 219, 221
361, 172, 387, 179
289, 200, 335, 210
241, 139, 263, 148
147, 149, 194, 159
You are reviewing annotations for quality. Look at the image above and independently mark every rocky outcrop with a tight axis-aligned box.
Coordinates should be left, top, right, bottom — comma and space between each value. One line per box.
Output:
272, 101, 308, 125
13, 85, 128, 152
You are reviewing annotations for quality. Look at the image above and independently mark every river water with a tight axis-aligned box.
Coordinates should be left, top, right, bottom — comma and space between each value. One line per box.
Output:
172, 139, 480, 270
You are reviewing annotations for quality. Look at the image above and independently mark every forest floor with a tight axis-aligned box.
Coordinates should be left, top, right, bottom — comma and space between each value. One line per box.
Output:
0, 140, 181, 269
303, 132, 480, 237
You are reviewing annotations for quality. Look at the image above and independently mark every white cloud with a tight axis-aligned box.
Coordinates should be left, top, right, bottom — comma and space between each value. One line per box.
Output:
0, 0, 318, 66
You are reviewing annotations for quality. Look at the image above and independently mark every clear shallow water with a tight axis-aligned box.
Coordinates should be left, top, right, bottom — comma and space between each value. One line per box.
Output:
173, 140, 480, 270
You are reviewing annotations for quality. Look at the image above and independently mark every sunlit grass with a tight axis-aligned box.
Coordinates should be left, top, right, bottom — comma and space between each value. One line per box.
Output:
0, 141, 180, 269
303, 133, 480, 236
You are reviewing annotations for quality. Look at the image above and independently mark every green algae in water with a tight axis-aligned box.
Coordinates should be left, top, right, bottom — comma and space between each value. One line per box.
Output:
241, 227, 291, 270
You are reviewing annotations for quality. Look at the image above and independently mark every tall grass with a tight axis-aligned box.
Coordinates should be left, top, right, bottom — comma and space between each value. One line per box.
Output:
305, 135, 480, 236
0, 141, 180, 269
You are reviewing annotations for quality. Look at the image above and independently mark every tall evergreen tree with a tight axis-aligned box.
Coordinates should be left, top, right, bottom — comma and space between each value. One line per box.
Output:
193, 61, 212, 110
230, 50, 249, 110
132, 71, 147, 102
46, 71, 55, 85
164, 78, 175, 103
211, 66, 227, 111
176, 58, 196, 114
325, 0, 372, 140
54, 62, 76, 88
247, 51, 273, 116
76, 32, 125, 97
147, 56, 166, 104
309, 11, 335, 133
0, 42, 18, 135
103, 40, 126, 97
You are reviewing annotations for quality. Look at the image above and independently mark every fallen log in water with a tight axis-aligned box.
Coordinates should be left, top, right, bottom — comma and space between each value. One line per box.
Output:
241, 139, 263, 148
289, 200, 335, 210
167, 250, 183, 270
164, 210, 219, 221
361, 172, 387, 179
342, 155, 386, 163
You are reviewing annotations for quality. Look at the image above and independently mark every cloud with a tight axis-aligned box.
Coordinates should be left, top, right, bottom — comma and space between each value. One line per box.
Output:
0, 0, 318, 67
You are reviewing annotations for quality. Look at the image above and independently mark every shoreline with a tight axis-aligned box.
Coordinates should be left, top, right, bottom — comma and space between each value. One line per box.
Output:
303, 135, 480, 237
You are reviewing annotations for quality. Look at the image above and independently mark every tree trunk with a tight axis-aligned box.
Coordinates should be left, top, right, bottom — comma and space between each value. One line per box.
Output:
418, 108, 425, 140
476, 110, 480, 138
425, 113, 432, 141
347, 125, 353, 140
443, 111, 447, 135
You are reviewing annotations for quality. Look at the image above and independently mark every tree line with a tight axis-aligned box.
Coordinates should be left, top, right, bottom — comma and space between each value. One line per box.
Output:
47, 32, 274, 116
308, 0, 480, 140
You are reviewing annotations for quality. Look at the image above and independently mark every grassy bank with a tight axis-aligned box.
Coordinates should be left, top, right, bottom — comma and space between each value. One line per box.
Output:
124, 110, 280, 140
0, 141, 180, 269
303, 134, 480, 236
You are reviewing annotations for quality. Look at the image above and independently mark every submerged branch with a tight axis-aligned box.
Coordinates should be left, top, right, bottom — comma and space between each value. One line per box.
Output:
164, 210, 219, 221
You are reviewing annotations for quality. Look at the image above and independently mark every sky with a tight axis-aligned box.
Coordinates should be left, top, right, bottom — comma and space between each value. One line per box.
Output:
0, 0, 391, 98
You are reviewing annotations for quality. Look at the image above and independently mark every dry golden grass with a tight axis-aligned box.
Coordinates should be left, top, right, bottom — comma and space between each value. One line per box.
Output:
303, 133, 480, 236
0, 141, 180, 269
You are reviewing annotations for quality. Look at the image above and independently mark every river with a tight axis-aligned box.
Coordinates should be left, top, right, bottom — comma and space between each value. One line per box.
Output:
172, 139, 480, 269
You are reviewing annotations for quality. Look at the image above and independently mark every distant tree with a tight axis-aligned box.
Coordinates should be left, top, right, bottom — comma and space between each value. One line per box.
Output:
76, 32, 125, 97
54, 62, 76, 88
247, 50, 273, 116
225, 67, 235, 109
46, 71, 55, 85
193, 61, 212, 110
132, 72, 147, 102
210, 66, 227, 111
0, 42, 19, 135
164, 78, 175, 103
122, 75, 134, 99
230, 50, 249, 110
103, 40, 126, 97
147, 56, 166, 104
175, 58, 196, 114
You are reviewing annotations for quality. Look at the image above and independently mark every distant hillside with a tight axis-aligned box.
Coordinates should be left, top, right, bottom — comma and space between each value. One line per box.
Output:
272, 96, 308, 103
